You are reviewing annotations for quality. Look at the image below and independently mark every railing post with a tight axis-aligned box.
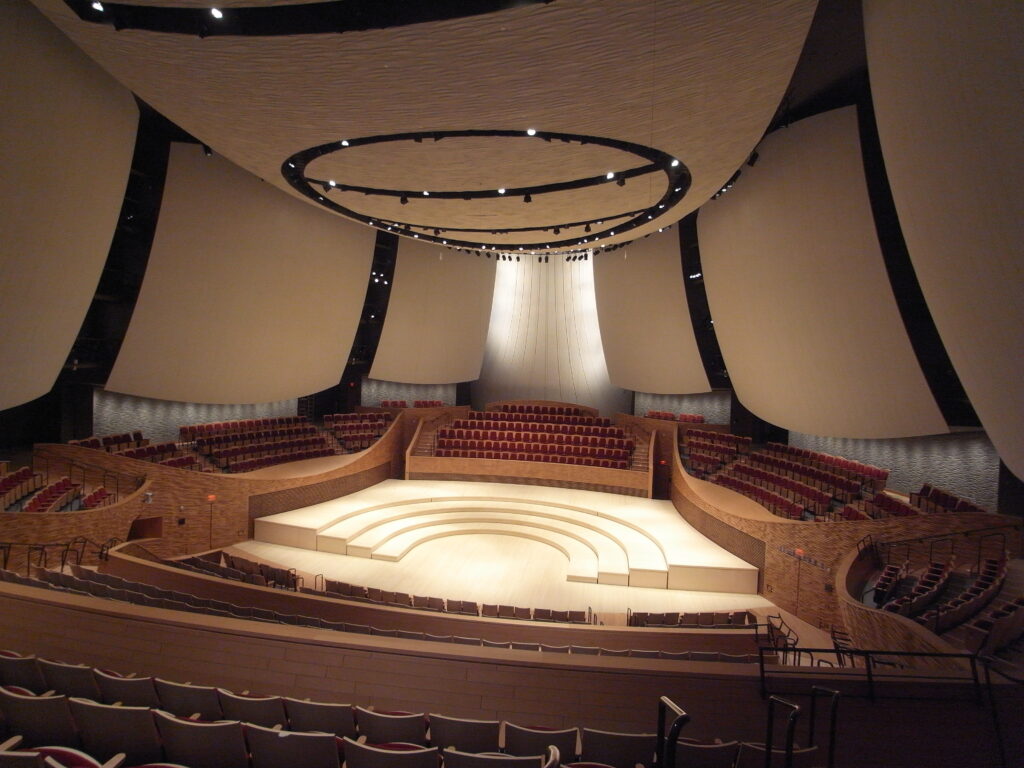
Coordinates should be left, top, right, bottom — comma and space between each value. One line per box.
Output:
864, 651, 875, 702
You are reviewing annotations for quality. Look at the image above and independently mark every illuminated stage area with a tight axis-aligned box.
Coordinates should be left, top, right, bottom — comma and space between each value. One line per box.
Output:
251, 480, 760, 610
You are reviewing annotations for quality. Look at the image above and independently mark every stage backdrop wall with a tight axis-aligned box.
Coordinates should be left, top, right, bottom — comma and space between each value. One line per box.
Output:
0, 0, 137, 410
107, 144, 377, 404
370, 240, 495, 384
594, 228, 710, 395
474, 258, 630, 416
864, 0, 1024, 479
697, 106, 947, 440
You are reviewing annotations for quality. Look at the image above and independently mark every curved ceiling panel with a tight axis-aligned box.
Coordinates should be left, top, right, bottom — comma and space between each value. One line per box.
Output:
0, 0, 137, 411
594, 229, 710, 395
106, 143, 376, 404
864, 0, 1024, 478
370, 240, 496, 385
29, 0, 815, 253
698, 107, 947, 439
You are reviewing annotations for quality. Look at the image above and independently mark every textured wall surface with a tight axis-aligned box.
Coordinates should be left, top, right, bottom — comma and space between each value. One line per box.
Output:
94, 389, 297, 444
634, 391, 732, 425
361, 380, 457, 409
789, 430, 999, 511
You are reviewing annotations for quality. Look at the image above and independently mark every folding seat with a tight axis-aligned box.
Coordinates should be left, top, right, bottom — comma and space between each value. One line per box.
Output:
576, 728, 656, 768
0, 688, 80, 748
539, 644, 570, 654
217, 689, 287, 727
429, 713, 501, 753
672, 740, 739, 768
68, 697, 165, 766
504, 723, 578, 762
246, 722, 342, 768
343, 738, 437, 768
154, 678, 222, 720
38, 659, 102, 701
628, 649, 659, 659
733, 743, 819, 768
453, 636, 481, 646
0, 651, 46, 693
355, 706, 428, 745
153, 710, 249, 768
93, 670, 160, 708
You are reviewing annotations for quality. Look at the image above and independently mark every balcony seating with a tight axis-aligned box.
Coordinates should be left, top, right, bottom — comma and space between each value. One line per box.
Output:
342, 739, 437, 768
93, 670, 160, 708
153, 679, 222, 720
0, 688, 80, 749
0, 738, 129, 768
282, 697, 358, 738
763, 443, 888, 492
576, 728, 656, 768
428, 714, 501, 753
354, 707, 428, 745
245, 723, 342, 768
1, 467, 45, 510
152, 710, 250, 768
380, 400, 408, 408
179, 417, 307, 443
67, 698, 165, 767
504, 724, 578, 761
21, 478, 80, 514
216, 689, 287, 728
38, 658, 102, 700
0, 650, 47, 693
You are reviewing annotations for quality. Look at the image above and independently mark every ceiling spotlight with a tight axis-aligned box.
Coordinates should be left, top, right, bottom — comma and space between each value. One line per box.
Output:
526, 128, 537, 136
341, 139, 350, 146
498, 188, 506, 195
553, 228, 560, 235
523, 194, 532, 203
606, 171, 615, 180
91, 1, 103, 10
202, 144, 212, 157
321, 181, 331, 193
617, 178, 626, 187
670, 158, 680, 167
413, 234, 419, 238
210, 7, 223, 18
422, 190, 429, 196
584, 224, 592, 233
400, 196, 408, 205
287, 162, 295, 168
442, 240, 447, 244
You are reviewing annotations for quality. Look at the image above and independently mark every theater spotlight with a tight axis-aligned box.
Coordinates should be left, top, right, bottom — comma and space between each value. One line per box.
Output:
524, 194, 532, 203
400, 195, 408, 205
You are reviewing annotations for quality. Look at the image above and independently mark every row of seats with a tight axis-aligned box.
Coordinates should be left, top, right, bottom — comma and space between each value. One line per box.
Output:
846, 492, 919, 520
872, 561, 909, 607
681, 430, 752, 452
644, 411, 705, 424
115, 442, 179, 463
833, 505, 869, 522
711, 475, 803, 520
435, 448, 629, 470
157, 456, 199, 470
333, 421, 390, 437
498, 404, 584, 416
910, 484, 990, 515
882, 561, 952, 617
336, 433, 385, 451
5, 567, 723, 662
208, 436, 330, 467
1, 466, 44, 510
448, 422, 628, 441
628, 611, 755, 628
195, 425, 319, 452
961, 593, 1024, 655
436, 438, 629, 462
916, 557, 1006, 633
79, 487, 112, 511
312, 580, 592, 625
413, 400, 446, 408
69, 431, 146, 453
763, 442, 889, 490
324, 412, 391, 425
227, 447, 335, 473
684, 439, 736, 462
178, 417, 308, 442
685, 453, 723, 476
745, 452, 861, 499
466, 411, 611, 428
22, 477, 80, 514
727, 464, 831, 515
220, 552, 301, 589
380, 400, 408, 407
0, 652, 572, 768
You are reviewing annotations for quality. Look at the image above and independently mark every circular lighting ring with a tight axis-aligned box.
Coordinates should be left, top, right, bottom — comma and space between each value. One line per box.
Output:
281, 129, 691, 251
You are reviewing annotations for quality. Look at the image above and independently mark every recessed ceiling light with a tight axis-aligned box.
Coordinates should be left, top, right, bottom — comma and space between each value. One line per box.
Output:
329, 180, 336, 187
670, 159, 679, 167
210, 7, 223, 19
341, 140, 349, 146
91, 1, 103, 10
498, 188, 506, 194
422, 190, 429, 196
606, 171, 615, 179
526, 128, 537, 136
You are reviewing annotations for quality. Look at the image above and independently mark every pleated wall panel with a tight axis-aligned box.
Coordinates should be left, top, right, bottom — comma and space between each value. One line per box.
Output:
698, 107, 947, 439
594, 228, 709, 395
864, 0, 1024, 477
474, 257, 630, 415
370, 240, 495, 384
0, 0, 137, 410
107, 143, 375, 404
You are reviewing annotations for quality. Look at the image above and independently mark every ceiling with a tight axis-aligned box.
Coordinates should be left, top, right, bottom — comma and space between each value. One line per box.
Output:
31, 0, 818, 253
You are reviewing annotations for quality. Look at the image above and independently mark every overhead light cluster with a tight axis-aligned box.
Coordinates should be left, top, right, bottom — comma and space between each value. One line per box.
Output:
282, 128, 692, 254
712, 169, 742, 199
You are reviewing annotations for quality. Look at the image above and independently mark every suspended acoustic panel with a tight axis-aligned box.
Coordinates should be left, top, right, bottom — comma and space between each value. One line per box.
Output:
370, 240, 496, 384
474, 258, 630, 415
698, 107, 947, 439
594, 228, 709, 394
107, 143, 375, 404
864, 1, 1024, 478
0, 0, 137, 411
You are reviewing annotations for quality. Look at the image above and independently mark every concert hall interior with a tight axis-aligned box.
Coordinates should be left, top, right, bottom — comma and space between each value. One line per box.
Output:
1, 0, 1022, 767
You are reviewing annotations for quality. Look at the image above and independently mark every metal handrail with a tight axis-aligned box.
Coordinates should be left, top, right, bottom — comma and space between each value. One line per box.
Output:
978, 655, 1024, 768
764, 695, 800, 768
975, 532, 1007, 573
656, 696, 690, 768
758, 645, 981, 702
808, 686, 840, 768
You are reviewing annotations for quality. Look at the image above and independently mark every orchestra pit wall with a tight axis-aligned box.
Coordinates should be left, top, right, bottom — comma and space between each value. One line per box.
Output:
9, 414, 409, 563
670, 451, 1021, 635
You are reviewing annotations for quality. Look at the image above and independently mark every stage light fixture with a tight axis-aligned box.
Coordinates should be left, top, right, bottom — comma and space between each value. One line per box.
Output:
498, 188, 506, 195
91, 1, 103, 10
400, 195, 408, 204
585, 224, 592, 233
606, 171, 615, 179
617, 178, 626, 186
524, 194, 532, 203
210, 7, 223, 18
526, 128, 537, 136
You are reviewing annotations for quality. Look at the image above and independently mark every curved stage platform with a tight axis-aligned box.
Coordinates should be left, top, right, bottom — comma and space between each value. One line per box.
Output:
254, 479, 758, 594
